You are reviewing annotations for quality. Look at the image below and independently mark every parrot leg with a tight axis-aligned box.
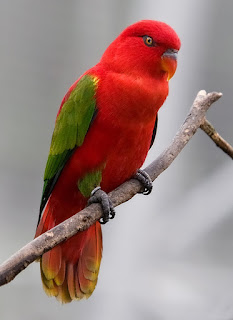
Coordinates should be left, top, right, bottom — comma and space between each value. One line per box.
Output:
88, 187, 116, 224
134, 169, 153, 195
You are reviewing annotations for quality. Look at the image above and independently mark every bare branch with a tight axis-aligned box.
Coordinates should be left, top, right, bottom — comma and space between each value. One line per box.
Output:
200, 119, 233, 159
0, 90, 226, 287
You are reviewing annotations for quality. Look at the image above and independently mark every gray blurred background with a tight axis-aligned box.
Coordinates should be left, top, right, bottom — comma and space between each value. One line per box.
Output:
0, 1, 233, 319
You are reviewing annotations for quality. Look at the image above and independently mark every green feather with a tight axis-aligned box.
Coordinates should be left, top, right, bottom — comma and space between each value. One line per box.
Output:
38, 74, 99, 221
78, 169, 103, 198
48, 75, 98, 158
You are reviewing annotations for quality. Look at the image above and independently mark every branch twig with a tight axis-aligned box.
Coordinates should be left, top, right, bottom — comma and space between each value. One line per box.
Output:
0, 90, 227, 287
200, 119, 233, 159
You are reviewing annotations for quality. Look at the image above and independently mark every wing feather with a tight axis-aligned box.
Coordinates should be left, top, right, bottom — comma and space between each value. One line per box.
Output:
38, 74, 99, 223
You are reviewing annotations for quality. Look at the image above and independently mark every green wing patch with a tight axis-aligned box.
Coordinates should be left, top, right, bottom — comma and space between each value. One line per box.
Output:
78, 169, 103, 198
39, 75, 99, 222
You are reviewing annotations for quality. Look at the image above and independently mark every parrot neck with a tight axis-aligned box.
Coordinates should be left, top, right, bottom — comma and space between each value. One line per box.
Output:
99, 56, 167, 81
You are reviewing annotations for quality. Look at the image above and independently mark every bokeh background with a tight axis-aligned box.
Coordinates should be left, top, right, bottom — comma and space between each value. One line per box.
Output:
0, 1, 233, 319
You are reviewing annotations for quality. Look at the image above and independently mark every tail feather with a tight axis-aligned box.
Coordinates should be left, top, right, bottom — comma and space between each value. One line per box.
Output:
67, 263, 81, 300
54, 260, 66, 286
41, 245, 61, 280
82, 222, 102, 274
57, 279, 72, 303
74, 265, 85, 300
36, 201, 102, 303
40, 263, 59, 296
78, 257, 96, 296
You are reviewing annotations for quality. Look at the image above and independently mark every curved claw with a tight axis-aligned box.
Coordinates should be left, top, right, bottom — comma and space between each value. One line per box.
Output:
109, 208, 115, 220
134, 169, 153, 195
88, 187, 116, 224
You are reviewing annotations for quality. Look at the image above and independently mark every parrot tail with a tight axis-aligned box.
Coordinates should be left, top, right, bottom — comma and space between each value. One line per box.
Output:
35, 201, 102, 303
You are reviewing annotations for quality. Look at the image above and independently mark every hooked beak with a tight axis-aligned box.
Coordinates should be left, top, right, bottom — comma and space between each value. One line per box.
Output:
161, 49, 178, 80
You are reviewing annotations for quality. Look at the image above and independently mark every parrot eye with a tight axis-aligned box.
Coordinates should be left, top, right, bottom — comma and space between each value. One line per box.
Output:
143, 35, 155, 47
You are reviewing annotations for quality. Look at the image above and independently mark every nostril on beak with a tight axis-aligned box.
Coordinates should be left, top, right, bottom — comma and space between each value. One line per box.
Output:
162, 49, 178, 60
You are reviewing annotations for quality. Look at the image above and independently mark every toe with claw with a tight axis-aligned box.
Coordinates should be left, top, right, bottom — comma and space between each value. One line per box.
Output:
134, 169, 153, 195
88, 187, 115, 224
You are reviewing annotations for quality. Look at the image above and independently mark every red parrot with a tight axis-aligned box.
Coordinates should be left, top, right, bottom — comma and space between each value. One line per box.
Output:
35, 20, 181, 303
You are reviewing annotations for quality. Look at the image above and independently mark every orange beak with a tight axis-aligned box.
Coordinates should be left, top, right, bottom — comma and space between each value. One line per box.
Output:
161, 49, 178, 80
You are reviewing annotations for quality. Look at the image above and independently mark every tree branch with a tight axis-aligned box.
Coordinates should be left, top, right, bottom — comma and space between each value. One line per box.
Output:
200, 119, 233, 159
0, 90, 228, 287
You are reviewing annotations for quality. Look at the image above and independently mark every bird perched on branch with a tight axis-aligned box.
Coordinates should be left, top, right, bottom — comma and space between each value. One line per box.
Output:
35, 20, 181, 303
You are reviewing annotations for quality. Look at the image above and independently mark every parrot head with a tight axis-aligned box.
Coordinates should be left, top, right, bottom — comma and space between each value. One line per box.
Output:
101, 20, 181, 81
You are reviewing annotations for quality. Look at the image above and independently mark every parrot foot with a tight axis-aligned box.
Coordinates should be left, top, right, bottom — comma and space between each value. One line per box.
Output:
88, 187, 115, 224
134, 169, 153, 195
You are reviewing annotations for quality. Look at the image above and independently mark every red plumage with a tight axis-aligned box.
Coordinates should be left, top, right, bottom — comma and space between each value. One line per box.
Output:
35, 20, 181, 303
